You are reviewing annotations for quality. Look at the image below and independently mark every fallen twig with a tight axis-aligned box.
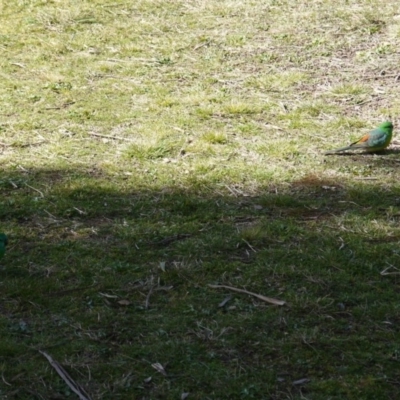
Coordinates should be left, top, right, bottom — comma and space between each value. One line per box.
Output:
242, 239, 257, 253
1, 372, 11, 386
208, 284, 286, 306
381, 265, 400, 276
194, 41, 211, 50
292, 378, 310, 386
145, 286, 154, 309
25, 183, 44, 197
88, 132, 135, 142
39, 351, 92, 400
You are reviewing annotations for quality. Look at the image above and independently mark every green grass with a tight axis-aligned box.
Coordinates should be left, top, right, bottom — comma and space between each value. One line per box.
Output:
1, 1, 400, 399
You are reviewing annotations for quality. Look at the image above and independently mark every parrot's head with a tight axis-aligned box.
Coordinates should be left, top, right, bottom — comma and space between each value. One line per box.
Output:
0, 233, 8, 247
379, 121, 393, 131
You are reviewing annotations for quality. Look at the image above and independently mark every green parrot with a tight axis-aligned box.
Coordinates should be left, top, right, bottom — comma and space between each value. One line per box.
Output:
325, 121, 393, 154
0, 233, 7, 260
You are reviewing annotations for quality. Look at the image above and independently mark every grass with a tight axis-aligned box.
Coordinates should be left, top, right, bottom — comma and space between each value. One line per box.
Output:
1, 0, 400, 399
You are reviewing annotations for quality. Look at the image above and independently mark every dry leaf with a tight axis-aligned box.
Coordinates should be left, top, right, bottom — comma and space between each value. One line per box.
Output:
118, 299, 131, 306
151, 363, 167, 376
218, 295, 232, 308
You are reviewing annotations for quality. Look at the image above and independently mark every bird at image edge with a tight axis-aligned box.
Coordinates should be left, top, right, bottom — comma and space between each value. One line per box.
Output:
0, 233, 8, 260
325, 121, 393, 154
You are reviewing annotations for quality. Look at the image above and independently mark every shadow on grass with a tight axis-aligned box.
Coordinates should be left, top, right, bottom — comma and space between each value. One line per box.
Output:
1, 166, 400, 399
324, 148, 400, 156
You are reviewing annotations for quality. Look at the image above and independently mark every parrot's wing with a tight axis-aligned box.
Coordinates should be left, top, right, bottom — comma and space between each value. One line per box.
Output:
351, 134, 370, 146
351, 129, 388, 148
366, 129, 390, 147
349, 134, 372, 148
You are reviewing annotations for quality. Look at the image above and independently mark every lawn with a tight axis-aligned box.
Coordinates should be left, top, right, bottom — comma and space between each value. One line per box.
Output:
1, 0, 400, 399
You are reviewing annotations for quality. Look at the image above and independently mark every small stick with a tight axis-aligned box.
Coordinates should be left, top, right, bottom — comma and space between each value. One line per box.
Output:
11, 62, 25, 68
242, 239, 257, 253
88, 132, 135, 142
39, 351, 92, 400
145, 286, 153, 309
381, 265, 400, 276
25, 183, 44, 197
208, 284, 285, 306
225, 185, 239, 197
218, 295, 232, 308
194, 41, 210, 50
1, 372, 11, 386
44, 209, 58, 220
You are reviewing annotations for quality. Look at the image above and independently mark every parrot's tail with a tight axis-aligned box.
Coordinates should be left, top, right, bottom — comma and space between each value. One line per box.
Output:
324, 145, 353, 155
